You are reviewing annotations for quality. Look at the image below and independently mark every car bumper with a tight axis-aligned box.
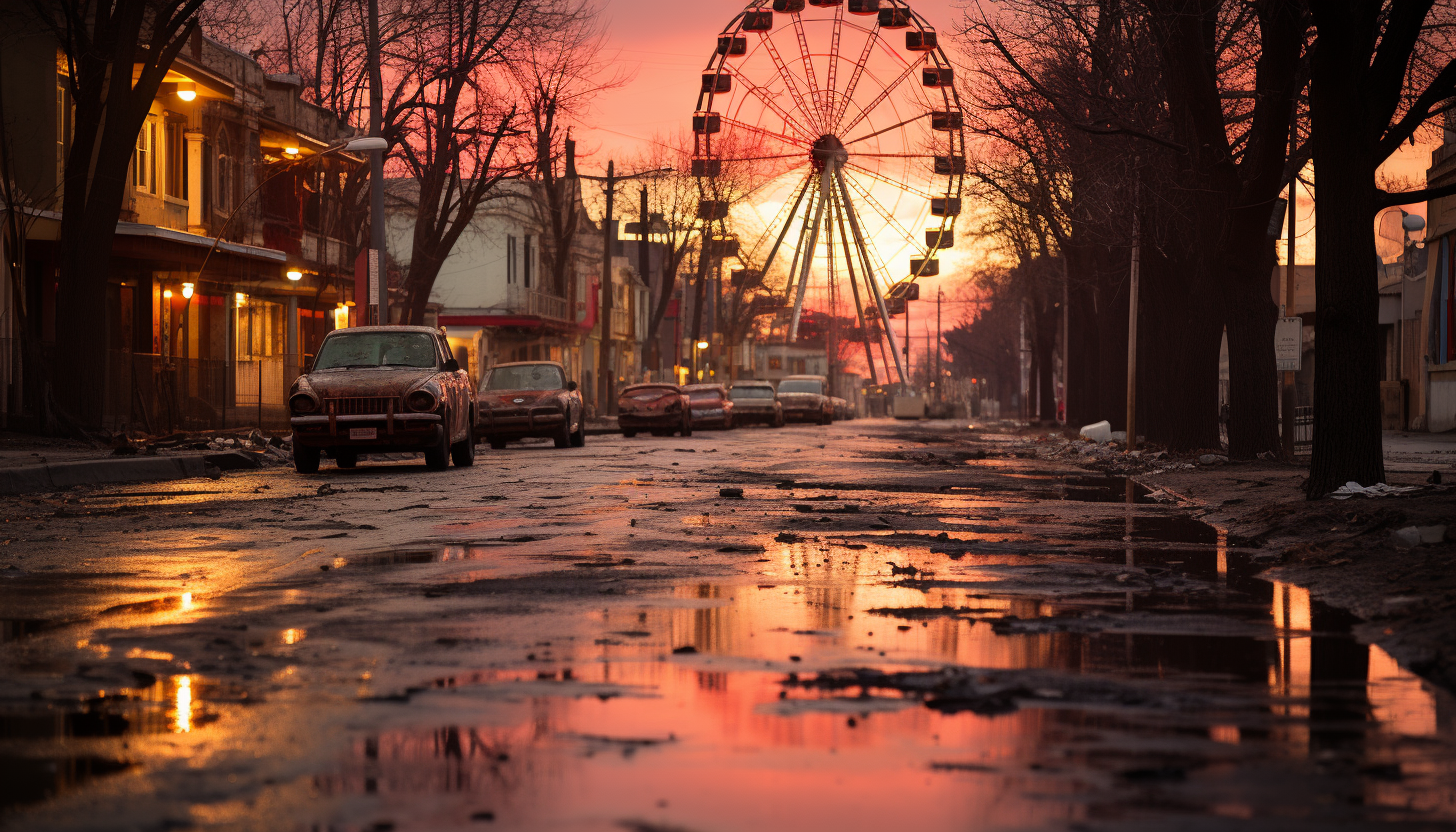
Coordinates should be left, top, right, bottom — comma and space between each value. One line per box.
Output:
689, 408, 730, 427
290, 412, 443, 449
619, 413, 682, 429
478, 408, 566, 437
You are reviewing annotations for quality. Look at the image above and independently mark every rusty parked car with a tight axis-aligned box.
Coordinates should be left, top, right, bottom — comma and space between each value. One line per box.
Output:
777, 374, 834, 425
617, 383, 692, 438
288, 326, 475, 473
727, 381, 784, 427
475, 361, 585, 449
683, 383, 734, 430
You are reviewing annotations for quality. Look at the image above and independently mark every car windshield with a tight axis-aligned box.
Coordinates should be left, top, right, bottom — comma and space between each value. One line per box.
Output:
484, 364, 564, 392
778, 379, 823, 394
729, 387, 773, 400
687, 389, 722, 403
313, 332, 438, 370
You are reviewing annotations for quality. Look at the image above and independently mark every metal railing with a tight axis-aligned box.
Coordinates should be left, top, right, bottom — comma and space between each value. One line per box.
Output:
1293, 406, 1313, 455
507, 286, 570, 322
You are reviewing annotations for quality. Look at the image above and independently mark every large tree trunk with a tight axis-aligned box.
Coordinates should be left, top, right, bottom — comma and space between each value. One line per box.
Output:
1138, 246, 1223, 451
1221, 228, 1282, 459
1305, 20, 1386, 495
1031, 293, 1058, 423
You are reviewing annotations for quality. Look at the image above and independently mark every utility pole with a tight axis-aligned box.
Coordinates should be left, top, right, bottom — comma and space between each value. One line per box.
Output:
639, 185, 650, 379
1061, 252, 1069, 426
1282, 118, 1298, 460
904, 293, 911, 393
1126, 166, 1142, 452
366, 0, 386, 326
935, 288, 942, 406
599, 160, 615, 415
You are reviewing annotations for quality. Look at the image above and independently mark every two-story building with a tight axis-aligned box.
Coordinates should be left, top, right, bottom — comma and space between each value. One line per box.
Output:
1422, 112, 1456, 433
0, 25, 364, 432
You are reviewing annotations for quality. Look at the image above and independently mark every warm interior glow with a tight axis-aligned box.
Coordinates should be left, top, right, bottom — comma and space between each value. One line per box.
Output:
235, 292, 246, 308
284, 146, 300, 156
334, 304, 349, 330
181, 282, 194, 299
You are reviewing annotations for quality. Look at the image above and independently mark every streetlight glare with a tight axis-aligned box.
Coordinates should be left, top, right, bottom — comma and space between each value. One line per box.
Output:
696, 340, 710, 350
344, 137, 388, 152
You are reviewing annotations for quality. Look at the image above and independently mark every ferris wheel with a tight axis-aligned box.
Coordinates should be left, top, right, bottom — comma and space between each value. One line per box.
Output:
692, 0, 966, 385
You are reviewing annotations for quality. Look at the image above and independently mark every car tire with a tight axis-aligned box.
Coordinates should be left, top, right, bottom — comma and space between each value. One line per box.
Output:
622, 430, 636, 438
723, 415, 733, 430
424, 422, 451, 470
293, 443, 320, 474
488, 437, 508, 450
553, 417, 572, 448
681, 417, 692, 437
774, 413, 784, 428
334, 449, 358, 469
570, 417, 586, 447
451, 426, 475, 467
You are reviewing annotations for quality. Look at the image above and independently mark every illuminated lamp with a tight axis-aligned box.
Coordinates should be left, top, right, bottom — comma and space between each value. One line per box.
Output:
235, 292, 246, 308
162, 289, 173, 299
696, 340, 709, 350
286, 268, 303, 281
175, 82, 197, 102
284, 146, 300, 156
181, 282, 194, 299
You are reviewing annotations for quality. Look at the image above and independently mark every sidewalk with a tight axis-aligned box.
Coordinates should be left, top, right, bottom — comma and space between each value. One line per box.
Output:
1382, 429, 1456, 474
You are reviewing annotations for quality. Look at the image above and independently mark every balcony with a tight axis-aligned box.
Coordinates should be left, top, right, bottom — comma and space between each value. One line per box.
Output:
507, 286, 570, 322
611, 308, 631, 339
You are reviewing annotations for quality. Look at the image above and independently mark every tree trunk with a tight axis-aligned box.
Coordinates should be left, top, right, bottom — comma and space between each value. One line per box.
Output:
1305, 20, 1386, 495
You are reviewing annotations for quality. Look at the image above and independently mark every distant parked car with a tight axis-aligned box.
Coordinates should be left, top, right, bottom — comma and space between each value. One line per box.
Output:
728, 381, 784, 427
777, 375, 833, 425
683, 383, 734, 430
618, 383, 692, 437
830, 396, 854, 421
475, 361, 584, 449
288, 326, 475, 473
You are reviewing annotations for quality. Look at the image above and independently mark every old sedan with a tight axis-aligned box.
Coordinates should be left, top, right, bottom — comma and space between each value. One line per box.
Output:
777, 374, 834, 425
288, 326, 475, 473
683, 383, 734, 430
618, 383, 692, 438
727, 381, 784, 427
476, 361, 585, 449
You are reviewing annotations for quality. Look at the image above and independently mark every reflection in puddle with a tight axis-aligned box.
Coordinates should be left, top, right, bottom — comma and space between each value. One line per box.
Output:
304, 535, 1456, 830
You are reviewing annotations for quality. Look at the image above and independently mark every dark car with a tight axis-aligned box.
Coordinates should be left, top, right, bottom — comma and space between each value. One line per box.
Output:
476, 361, 585, 449
683, 383, 734, 430
288, 326, 475, 473
618, 383, 692, 438
728, 381, 784, 427
777, 375, 833, 425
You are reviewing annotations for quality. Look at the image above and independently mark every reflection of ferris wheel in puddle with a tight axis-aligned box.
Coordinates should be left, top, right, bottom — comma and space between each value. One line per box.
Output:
693, 0, 966, 385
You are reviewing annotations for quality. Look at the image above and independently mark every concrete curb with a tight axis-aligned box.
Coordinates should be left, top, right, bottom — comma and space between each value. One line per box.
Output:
0, 456, 220, 496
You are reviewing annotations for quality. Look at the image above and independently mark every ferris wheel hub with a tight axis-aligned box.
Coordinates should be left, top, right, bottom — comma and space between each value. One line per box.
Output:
811, 134, 848, 170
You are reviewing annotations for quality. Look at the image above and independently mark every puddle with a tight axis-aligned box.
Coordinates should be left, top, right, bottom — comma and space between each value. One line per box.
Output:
294, 535, 1456, 831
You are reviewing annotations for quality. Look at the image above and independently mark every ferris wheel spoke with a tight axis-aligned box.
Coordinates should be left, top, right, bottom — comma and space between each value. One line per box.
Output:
731, 72, 819, 142
758, 35, 822, 136
825, 3, 844, 125
842, 113, 929, 147
789, 165, 832, 342
750, 172, 814, 280
830, 183, 881, 386
831, 31, 880, 132
718, 116, 812, 149
789, 14, 826, 128
842, 170, 925, 262
839, 53, 931, 138
844, 161, 938, 201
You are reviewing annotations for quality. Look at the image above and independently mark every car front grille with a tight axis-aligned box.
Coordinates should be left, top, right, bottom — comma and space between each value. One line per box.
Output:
325, 397, 397, 416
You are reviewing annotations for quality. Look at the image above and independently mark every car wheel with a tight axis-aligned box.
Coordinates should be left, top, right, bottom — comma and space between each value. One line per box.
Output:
293, 443, 320, 474
723, 415, 733, 430
424, 422, 451, 470
774, 413, 784, 428
622, 430, 636, 438
570, 417, 586, 447
681, 416, 693, 437
488, 437, 508, 450
451, 426, 475, 467
334, 449, 358, 469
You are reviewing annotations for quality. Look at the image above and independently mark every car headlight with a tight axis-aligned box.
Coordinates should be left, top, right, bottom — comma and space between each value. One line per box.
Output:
406, 390, 437, 412
290, 393, 318, 414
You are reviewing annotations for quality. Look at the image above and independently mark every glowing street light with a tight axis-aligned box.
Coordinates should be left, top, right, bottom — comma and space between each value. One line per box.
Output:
286, 268, 303, 281
181, 282, 194, 299
175, 82, 196, 102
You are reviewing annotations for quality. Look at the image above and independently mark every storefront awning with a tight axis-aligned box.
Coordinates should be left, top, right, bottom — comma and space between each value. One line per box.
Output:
114, 222, 287, 263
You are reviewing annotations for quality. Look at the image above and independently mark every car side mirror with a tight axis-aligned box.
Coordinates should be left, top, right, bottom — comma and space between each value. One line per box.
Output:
567, 381, 578, 392
443, 358, 460, 373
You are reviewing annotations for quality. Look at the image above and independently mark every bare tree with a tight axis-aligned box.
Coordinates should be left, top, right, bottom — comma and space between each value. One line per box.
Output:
1303, 2, 1456, 495
21, 0, 208, 429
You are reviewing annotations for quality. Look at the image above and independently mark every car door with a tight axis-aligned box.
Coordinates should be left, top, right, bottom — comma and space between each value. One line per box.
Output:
436, 334, 466, 440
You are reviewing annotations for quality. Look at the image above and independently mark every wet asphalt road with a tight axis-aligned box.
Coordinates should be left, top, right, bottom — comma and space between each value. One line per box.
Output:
1, 419, 1454, 831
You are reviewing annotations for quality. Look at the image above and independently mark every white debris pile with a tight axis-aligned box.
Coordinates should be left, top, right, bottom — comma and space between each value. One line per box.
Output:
1390, 525, 1450, 548
1328, 481, 1422, 500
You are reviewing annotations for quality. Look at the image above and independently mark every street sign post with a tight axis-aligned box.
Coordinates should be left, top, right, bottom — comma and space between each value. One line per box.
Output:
1275, 317, 1302, 372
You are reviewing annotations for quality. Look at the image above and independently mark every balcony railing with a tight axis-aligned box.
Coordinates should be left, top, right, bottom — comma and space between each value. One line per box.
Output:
611, 308, 631, 339
508, 286, 570, 322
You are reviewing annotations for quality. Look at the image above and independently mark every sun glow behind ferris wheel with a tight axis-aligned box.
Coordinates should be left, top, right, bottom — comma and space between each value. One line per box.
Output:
692, 0, 966, 385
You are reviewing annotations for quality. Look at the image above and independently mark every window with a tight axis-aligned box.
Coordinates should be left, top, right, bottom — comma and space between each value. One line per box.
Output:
214, 129, 234, 215
523, 234, 533, 288
163, 119, 185, 199
1437, 235, 1455, 365
134, 118, 157, 193
55, 80, 72, 194
506, 235, 518, 284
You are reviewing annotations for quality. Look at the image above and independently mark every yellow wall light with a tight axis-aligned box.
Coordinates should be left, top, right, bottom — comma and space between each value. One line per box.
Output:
181, 282, 194, 299
286, 268, 303, 281
176, 82, 197, 102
